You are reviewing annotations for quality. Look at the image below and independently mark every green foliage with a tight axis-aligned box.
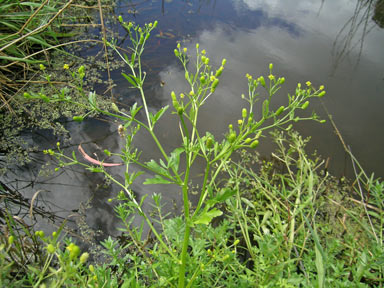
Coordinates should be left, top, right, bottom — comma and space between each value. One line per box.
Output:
1, 19, 382, 287
223, 131, 384, 287
0, 0, 72, 98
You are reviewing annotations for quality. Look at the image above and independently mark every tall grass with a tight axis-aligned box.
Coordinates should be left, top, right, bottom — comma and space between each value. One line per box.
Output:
0, 0, 73, 108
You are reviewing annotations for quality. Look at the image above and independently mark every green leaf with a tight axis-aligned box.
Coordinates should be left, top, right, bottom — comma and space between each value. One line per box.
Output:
122, 72, 139, 87
153, 106, 169, 122
88, 92, 96, 107
131, 52, 136, 66
130, 102, 142, 118
241, 197, 255, 209
262, 99, 269, 118
304, 215, 326, 288
146, 159, 169, 175
72, 151, 77, 161
207, 188, 236, 206
193, 208, 223, 225
143, 175, 172, 185
215, 188, 236, 203
168, 147, 184, 172
86, 167, 104, 173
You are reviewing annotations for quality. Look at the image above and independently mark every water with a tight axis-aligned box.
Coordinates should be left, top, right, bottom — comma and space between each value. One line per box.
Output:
6, 0, 384, 237
113, 0, 384, 177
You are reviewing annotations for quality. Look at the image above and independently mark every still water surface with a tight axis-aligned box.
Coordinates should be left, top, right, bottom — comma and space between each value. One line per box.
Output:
14, 0, 384, 235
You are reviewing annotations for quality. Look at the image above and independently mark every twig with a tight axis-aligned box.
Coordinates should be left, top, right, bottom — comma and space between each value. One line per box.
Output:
97, 0, 114, 100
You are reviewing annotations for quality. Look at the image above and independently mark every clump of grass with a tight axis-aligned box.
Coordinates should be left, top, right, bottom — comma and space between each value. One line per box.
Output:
0, 0, 75, 108
223, 130, 384, 287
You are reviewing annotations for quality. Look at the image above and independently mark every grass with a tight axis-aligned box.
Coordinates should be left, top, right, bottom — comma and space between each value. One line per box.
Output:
0, 0, 73, 104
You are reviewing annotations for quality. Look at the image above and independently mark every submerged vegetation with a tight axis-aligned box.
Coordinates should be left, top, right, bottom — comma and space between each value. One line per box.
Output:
0, 4, 383, 288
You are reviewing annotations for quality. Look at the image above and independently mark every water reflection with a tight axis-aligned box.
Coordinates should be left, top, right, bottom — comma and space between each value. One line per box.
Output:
8, 0, 383, 239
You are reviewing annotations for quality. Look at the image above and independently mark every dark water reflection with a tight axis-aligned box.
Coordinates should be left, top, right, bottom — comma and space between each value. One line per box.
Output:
8, 0, 383, 237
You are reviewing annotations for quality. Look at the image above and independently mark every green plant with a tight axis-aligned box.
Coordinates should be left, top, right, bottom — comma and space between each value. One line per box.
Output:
0, 0, 75, 100
27, 19, 327, 286
223, 130, 384, 287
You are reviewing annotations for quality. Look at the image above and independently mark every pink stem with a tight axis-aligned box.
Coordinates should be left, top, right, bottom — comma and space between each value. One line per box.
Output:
78, 144, 123, 167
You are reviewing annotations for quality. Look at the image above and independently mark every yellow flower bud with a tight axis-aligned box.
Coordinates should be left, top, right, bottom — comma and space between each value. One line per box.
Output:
227, 132, 236, 143
211, 78, 219, 92
318, 91, 326, 97
258, 76, 266, 87
301, 101, 309, 110
242, 108, 247, 118
250, 140, 259, 148
70, 245, 80, 259
275, 106, 285, 116
206, 137, 214, 149
215, 67, 223, 77
80, 252, 89, 263
238, 119, 243, 125
47, 244, 55, 254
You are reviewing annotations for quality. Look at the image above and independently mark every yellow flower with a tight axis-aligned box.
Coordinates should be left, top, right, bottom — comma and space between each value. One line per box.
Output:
319, 85, 324, 90
63, 64, 69, 70
238, 119, 243, 125
39, 64, 46, 71
306, 81, 312, 87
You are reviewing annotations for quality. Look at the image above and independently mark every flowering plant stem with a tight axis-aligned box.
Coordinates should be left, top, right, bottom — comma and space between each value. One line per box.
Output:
32, 19, 326, 287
